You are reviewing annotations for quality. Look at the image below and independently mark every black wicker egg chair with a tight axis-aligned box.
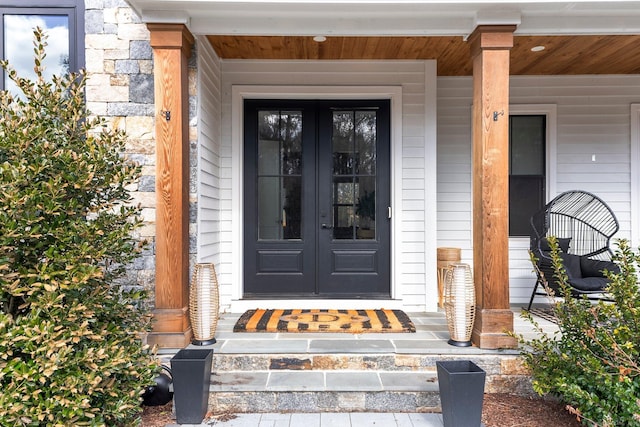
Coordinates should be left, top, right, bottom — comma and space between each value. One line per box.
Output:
527, 190, 620, 310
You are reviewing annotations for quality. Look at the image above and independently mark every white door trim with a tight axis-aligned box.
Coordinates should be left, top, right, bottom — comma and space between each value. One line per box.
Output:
230, 85, 403, 309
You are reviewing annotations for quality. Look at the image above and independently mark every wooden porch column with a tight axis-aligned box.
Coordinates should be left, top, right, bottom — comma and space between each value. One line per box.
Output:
147, 23, 194, 348
468, 25, 518, 349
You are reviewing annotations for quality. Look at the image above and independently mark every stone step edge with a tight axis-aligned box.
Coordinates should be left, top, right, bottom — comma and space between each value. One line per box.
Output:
206, 353, 515, 372
209, 370, 439, 393
209, 390, 442, 414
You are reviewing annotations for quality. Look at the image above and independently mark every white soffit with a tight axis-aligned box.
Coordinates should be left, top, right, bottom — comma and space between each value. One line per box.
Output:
125, 1, 640, 36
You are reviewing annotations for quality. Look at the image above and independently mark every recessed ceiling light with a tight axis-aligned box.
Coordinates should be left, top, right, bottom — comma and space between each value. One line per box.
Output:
313, 35, 327, 43
531, 45, 545, 52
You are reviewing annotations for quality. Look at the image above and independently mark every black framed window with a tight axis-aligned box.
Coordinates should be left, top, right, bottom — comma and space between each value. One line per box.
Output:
0, 0, 84, 92
509, 115, 546, 236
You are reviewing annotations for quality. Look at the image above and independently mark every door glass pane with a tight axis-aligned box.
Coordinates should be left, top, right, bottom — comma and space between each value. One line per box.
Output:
3, 14, 69, 95
280, 111, 302, 175
282, 177, 301, 239
356, 177, 375, 237
332, 109, 377, 240
258, 111, 281, 175
336, 181, 355, 204
333, 111, 355, 175
356, 111, 377, 175
257, 110, 302, 240
258, 177, 281, 240
332, 178, 356, 239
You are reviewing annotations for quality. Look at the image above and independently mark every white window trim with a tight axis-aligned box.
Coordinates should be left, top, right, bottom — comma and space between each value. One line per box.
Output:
230, 85, 404, 309
509, 104, 558, 204
631, 104, 640, 248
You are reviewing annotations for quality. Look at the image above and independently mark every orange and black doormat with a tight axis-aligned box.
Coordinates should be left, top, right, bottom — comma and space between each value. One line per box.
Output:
233, 309, 416, 333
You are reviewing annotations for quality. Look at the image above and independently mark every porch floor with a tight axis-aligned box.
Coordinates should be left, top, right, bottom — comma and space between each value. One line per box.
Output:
158, 305, 557, 358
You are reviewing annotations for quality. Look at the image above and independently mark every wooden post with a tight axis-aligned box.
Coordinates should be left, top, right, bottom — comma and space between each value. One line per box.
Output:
147, 23, 194, 348
468, 25, 518, 349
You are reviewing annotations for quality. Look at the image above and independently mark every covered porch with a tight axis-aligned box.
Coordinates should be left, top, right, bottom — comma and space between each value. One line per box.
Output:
121, 0, 640, 350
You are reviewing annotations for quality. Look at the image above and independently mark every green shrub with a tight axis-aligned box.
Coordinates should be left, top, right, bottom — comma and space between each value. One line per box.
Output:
0, 28, 158, 426
517, 237, 640, 426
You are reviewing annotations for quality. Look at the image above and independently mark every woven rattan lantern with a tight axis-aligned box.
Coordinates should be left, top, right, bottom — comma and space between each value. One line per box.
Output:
189, 263, 219, 346
437, 247, 461, 308
443, 263, 476, 347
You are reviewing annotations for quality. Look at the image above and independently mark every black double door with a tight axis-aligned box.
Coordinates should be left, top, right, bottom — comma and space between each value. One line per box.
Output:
243, 99, 390, 298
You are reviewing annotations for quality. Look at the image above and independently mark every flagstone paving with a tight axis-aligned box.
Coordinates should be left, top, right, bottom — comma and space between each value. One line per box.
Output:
169, 412, 445, 426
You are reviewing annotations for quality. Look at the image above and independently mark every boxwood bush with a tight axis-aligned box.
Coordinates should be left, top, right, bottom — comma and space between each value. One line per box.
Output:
0, 28, 158, 425
518, 236, 640, 426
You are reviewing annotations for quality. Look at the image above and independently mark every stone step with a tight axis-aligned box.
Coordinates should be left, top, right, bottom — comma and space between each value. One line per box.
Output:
202, 353, 530, 413
210, 389, 442, 413
209, 370, 441, 413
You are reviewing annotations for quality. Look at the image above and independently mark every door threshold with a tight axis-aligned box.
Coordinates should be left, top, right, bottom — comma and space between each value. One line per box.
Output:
230, 299, 404, 312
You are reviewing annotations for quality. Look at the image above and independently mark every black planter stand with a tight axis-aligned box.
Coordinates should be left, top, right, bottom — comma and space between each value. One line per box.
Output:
436, 360, 486, 427
170, 348, 213, 424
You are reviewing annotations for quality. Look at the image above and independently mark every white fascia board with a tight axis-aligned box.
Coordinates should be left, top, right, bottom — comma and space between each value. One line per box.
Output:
189, 15, 473, 36
130, 0, 640, 36
474, 9, 522, 27
518, 15, 640, 34
129, 0, 640, 5
141, 10, 191, 25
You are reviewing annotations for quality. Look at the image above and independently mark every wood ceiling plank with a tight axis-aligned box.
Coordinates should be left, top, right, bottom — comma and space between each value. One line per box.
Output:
586, 36, 640, 74
206, 35, 640, 76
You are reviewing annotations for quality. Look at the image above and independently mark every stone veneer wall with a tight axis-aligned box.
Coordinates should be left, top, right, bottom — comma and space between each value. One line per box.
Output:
84, 0, 199, 304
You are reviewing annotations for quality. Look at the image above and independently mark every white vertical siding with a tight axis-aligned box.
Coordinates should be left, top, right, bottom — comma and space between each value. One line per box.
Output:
437, 74, 640, 305
217, 60, 436, 311
195, 37, 224, 292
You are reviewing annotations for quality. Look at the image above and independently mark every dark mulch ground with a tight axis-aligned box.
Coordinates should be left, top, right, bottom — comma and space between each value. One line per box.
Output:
141, 404, 236, 426
482, 393, 582, 426
141, 394, 583, 426
141, 403, 173, 426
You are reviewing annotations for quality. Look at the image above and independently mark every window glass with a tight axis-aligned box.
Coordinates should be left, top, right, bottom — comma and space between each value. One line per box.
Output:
1, 2, 83, 92
3, 14, 69, 94
510, 115, 545, 175
509, 115, 546, 236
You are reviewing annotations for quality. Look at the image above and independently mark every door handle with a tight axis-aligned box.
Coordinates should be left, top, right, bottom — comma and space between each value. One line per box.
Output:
321, 223, 333, 229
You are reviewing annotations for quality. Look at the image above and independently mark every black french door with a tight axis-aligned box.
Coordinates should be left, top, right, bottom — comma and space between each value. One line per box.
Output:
243, 99, 390, 298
